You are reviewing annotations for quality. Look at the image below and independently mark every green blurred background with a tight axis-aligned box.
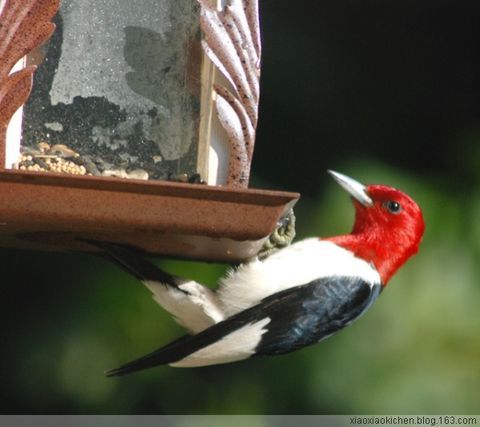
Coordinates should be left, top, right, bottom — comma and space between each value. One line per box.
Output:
1, 0, 480, 414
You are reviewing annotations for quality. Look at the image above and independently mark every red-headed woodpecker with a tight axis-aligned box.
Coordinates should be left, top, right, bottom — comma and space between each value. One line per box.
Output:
97, 171, 425, 376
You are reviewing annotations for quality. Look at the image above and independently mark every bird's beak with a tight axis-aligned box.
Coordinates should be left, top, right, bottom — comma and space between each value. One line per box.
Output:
328, 170, 373, 207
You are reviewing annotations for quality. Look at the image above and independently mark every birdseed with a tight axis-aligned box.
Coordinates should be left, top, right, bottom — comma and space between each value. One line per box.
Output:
12, 142, 204, 183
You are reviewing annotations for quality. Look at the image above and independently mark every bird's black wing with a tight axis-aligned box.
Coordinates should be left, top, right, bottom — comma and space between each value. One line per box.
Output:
254, 276, 381, 356
106, 275, 380, 376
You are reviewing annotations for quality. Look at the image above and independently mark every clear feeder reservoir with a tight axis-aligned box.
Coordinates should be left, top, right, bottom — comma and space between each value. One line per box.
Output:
9, 0, 204, 181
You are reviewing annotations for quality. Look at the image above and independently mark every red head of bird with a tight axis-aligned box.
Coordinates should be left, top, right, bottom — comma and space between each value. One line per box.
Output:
327, 171, 425, 285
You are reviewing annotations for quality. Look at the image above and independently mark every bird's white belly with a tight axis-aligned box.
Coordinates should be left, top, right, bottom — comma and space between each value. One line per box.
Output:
217, 238, 380, 317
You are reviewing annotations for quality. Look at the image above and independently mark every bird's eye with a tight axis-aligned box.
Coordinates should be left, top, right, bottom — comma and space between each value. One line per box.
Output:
384, 200, 402, 214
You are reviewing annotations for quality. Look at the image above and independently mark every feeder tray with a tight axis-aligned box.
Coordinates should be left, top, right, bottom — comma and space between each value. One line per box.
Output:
0, 169, 298, 261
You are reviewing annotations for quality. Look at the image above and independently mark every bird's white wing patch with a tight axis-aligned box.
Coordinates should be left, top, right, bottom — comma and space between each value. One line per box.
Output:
169, 318, 271, 368
144, 280, 225, 334
218, 238, 381, 317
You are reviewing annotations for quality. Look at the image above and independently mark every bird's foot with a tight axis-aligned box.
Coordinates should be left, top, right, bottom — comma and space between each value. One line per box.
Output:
257, 210, 296, 260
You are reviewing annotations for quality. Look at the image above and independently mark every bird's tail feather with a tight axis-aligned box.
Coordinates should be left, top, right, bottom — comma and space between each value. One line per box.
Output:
81, 239, 177, 286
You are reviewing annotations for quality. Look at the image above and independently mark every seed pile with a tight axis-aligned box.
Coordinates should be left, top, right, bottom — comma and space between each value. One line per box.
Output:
14, 143, 89, 176
14, 142, 155, 180
13, 142, 205, 183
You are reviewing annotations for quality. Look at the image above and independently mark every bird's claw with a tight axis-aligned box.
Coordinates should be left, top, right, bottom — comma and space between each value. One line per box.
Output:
258, 210, 296, 260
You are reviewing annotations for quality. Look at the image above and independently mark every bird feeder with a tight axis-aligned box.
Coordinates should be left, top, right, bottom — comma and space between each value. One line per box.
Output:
0, 0, 299, 262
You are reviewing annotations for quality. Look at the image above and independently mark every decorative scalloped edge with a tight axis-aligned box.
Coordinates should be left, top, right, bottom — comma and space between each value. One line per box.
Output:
198, 0, 261, 188
0, 0, 60, 167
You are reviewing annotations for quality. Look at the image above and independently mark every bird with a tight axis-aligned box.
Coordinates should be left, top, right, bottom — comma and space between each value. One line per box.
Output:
94, 170, 425, 376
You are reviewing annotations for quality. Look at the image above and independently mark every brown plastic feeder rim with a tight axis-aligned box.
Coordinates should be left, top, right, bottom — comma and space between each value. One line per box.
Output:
0, 169, 300, 262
